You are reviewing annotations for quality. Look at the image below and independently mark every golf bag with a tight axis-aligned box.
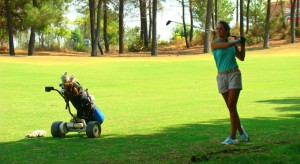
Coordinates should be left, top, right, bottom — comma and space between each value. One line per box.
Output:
61, 81, 104, 124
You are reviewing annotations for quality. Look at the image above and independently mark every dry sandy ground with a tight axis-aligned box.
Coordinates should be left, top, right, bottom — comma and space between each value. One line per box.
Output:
0, 39, 298, 57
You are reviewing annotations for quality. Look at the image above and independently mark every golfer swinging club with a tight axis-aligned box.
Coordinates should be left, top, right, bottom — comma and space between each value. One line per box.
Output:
211, 20, 249, 145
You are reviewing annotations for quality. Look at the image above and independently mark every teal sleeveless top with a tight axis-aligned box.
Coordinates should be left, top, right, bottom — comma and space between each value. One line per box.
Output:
212, 38, 238, 72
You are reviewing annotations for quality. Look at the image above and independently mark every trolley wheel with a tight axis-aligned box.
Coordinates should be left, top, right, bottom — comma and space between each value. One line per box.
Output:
51, 121, 66, 138
86, 121, 101, 138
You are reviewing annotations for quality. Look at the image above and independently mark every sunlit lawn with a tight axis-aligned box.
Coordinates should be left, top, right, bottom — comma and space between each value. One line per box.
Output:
0, 43, 300, 163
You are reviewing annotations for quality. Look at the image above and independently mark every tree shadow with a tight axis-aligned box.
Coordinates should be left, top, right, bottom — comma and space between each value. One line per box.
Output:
1, 116, 299, 163
256, 97, 300, 114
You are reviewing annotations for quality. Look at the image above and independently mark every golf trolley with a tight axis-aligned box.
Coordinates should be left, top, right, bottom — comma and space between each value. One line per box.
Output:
45, 86, 104, 138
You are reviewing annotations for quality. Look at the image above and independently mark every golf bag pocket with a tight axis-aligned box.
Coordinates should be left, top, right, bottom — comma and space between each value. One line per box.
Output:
93, 103, 104, 124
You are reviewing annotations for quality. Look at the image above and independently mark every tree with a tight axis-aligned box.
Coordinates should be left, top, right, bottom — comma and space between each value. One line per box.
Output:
189, 0, 194, 43
89, 0, 96, 56
246, 0, 251, 34
279, 0, 286, 29
27, 0, 38, 56
246, 0, 266, 36
193, 0, 234, 30
119, 0, 124, 54
54, 25, 69, 49
236, 0, 239, 28
151, 0, 157, 56
25, 0, 71, 55
72, 1, 119, 53
290, 0, 296, 43
204, 0, 212, 53
139, 0, 148, 48
180, 0, 189, 48
214, 0, 218, 29
240, 0, 245, 56
89, 0, 104, 56
240, 0, 244, 36
103, 0, 109, 53
4, 0, 15, 56
148, 0, 152, 40
0, 0, 26, 47
297, 0, 299, 27
96, 0, 104, 55
263, 0, 271, 48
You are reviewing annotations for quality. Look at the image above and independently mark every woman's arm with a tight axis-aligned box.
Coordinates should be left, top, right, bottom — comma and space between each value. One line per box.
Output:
211, 39, 240, 51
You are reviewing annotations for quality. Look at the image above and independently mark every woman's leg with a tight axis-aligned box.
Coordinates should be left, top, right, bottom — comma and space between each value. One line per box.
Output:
222, 89, 243, 138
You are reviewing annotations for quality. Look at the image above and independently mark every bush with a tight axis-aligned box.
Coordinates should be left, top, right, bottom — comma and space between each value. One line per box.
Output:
296, 26, 300, 37
127, 37, 144, 52
170, 38, 185, 47
0, 43, 8, 51
230, 28, 240, 37
158, 40, 170, 46
73, 43, 87, 52
245, 34, 263, 45
284, 26, 292, 42
251, 25, 265, 37
192, 31, 205, 45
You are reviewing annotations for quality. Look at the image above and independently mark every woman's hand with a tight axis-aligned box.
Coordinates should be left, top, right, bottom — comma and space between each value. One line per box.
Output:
235, 37, 246, 61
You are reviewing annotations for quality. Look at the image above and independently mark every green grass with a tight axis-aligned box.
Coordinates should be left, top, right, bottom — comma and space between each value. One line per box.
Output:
0, 44, 300, 163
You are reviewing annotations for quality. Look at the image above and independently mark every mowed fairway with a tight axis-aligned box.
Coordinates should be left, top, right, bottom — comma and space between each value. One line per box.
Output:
0, 43, 300, 163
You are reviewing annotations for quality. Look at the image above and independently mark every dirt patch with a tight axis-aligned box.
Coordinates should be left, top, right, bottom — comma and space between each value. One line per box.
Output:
189, 140, 294, 163
190, 147, 269, 163
0, 39, 298, 57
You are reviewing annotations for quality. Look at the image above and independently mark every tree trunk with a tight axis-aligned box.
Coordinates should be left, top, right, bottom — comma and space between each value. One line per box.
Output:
28, 27, 35, 56
290, 0, 296, 43
96, 0, 103, 55
296, 0, 299, 27
246, 0, 250, 34
240, 0, 244, 36
140, 0, 148, 48
98, 42, 104, 54
41, 33, 45, 47
119, 0, 125, 54
236, 0, 239, 28
204, 0, 212, 53
263, 0, 271, 48
139, 0, 143, 39
211, 12, 215, 31
182, 0, 189, 48
148, 0, 152, 40
142, 0, 148, 48
89, 0, 97, 56
214, 0, 218, 29
189, 0, 194, 43
151, 0, 157, 56
84, 21, 87, 37
4, 0, 15, 56
280, 0, 286, 29
28, 0, 38, 56
103, 0, 109, 53
240, 0, 245, 56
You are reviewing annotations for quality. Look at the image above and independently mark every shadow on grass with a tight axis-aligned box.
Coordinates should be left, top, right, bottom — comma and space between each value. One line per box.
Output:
256, 97, 300, 117
1, 114, 300, 163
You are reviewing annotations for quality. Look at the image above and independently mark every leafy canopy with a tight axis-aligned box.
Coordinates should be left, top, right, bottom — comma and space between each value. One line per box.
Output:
192, 0, 234, 28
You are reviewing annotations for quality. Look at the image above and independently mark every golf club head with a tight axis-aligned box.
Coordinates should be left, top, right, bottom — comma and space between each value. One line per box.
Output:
45, 86, 55, 92
166, 20, 171, 25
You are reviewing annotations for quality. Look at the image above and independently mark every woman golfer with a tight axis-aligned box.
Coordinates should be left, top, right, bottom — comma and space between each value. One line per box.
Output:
211, 21, 249, 145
